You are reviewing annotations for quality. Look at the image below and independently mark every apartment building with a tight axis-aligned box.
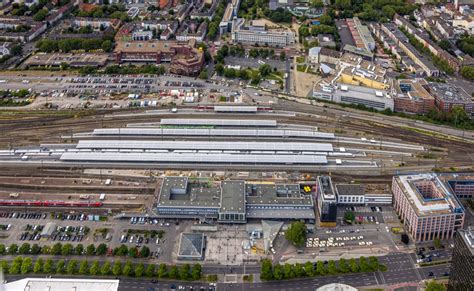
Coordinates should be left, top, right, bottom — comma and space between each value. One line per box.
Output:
392, 173, 465, 242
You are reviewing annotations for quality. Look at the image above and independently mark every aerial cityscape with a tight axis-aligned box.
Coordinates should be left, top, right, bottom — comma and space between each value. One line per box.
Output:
0, 0, 473, 290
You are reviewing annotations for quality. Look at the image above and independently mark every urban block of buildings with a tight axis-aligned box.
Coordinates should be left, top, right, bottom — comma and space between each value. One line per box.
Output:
113, 39, 204, 76
392, 173, 465, 242
155, 177, 316, 224
175, 21, 207, 42
231, 18, 295, 47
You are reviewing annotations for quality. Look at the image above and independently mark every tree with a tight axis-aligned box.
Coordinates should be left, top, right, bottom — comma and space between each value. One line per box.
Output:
33, 258, 43, 273
425, 281, 446, 291
198, 70, 208, 80
31, 244, 41, 255
61, 243, 74, 256
8, 243, 18, 255
339, 258, 349, 273
66, 259, 78, 275
56, 259, 65, 274
19, 243, 31, 254
344, 211, 355, 223
101, 262, 111, 275
349, 258, 359, 272
191, 264, 202, 280
327, 260, 338, 274
259, 64, 272, 77
128, 247, 138, 258
79, 260, 89, 275
115, 245, 128, 256
316, 261, 326, 275
434, 238, 442, 249
461, 66, 474, 80
145, 264, 155, 277
75, 244, 84, 256
86, 244, 96, 256
260, 259, 273, 280
101, 40, 113, 52
168, 265, 178, 279
122, 262, 133, 277
51, 243, 62, 255
21, 257, 32, 274
9, 257, 22, 274
273, 264, 284, 280
359, 256, 370, 272
134, 263, 145, 277
215, 63, 225, 75
310, 0, 324, 8
368, 256, 379, 271
140, 246, 150, 258
304, 261, 313, 276
157, 263, 168, 278
112, 260, 122, 276
33, 8, 48, 21
285, 221, 306, 247
294, 263, 305, 277
1, 261, 9, 274
180, 264, 190, 280
43, 259, 54, 274
283, 263, 295, 279
279, 51, 286, 61
89, 261, 100, 276
96, 243, 108, 255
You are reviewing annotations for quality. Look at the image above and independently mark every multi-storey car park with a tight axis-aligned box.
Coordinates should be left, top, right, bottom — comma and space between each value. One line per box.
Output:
392, 173, 465, 242
156, 177, 316, 223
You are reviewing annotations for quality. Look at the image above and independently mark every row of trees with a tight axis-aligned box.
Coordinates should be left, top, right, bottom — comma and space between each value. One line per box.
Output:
36, 38, 113, 53
75, 4, 129, 21
207, 0, 226, 40
0, 243, 152, 258
79, 64, 166, 76
1, 257, 202, 280
260, 256, 384, 280
456, 35, 474, 58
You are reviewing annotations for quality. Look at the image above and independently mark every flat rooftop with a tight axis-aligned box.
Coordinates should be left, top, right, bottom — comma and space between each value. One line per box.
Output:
158, 177, 221, 208
24, 53, 108, 67
4, 278, 119, 291
245, 183, 314, 206
114, 41, 177, 53
395, 173, 464, 216
425, 83, 472, 103
395, 79, 434, 101
336, 184, 364, 196
459, 227, 474, 255
318, 176, 336, 201
220, 180, 246, 213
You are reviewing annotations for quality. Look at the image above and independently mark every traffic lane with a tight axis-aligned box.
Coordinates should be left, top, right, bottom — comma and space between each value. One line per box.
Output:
118, 278, 212, 291
419, 264, 451, 280
218, 273, 378, 291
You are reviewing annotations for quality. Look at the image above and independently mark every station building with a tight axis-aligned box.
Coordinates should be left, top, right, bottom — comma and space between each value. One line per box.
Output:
156, 177, 316, 223
392, 173, 465, 242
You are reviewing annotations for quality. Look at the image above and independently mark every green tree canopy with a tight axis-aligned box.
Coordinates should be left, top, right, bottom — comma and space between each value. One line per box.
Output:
285, 221, 307, 247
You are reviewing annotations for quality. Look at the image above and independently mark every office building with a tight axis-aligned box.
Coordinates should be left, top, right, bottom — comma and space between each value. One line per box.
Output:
336, 184, 393, 205
393, 79, 435, 114
313, 83, 394, 111
316, 176, 337, 227
448, 227, 474, 291
438, 173, 474, 199
231, 18, 295, 47
392, 173, 465, 242
424, 83, 473, 116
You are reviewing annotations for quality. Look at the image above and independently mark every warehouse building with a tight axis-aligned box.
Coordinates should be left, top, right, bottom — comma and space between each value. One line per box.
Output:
316, 176, 337, 227
392, 173, 465, 242
156, 177, 316, 223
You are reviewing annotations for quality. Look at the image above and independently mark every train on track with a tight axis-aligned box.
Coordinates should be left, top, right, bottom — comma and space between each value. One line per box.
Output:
0, 200, 103, 207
